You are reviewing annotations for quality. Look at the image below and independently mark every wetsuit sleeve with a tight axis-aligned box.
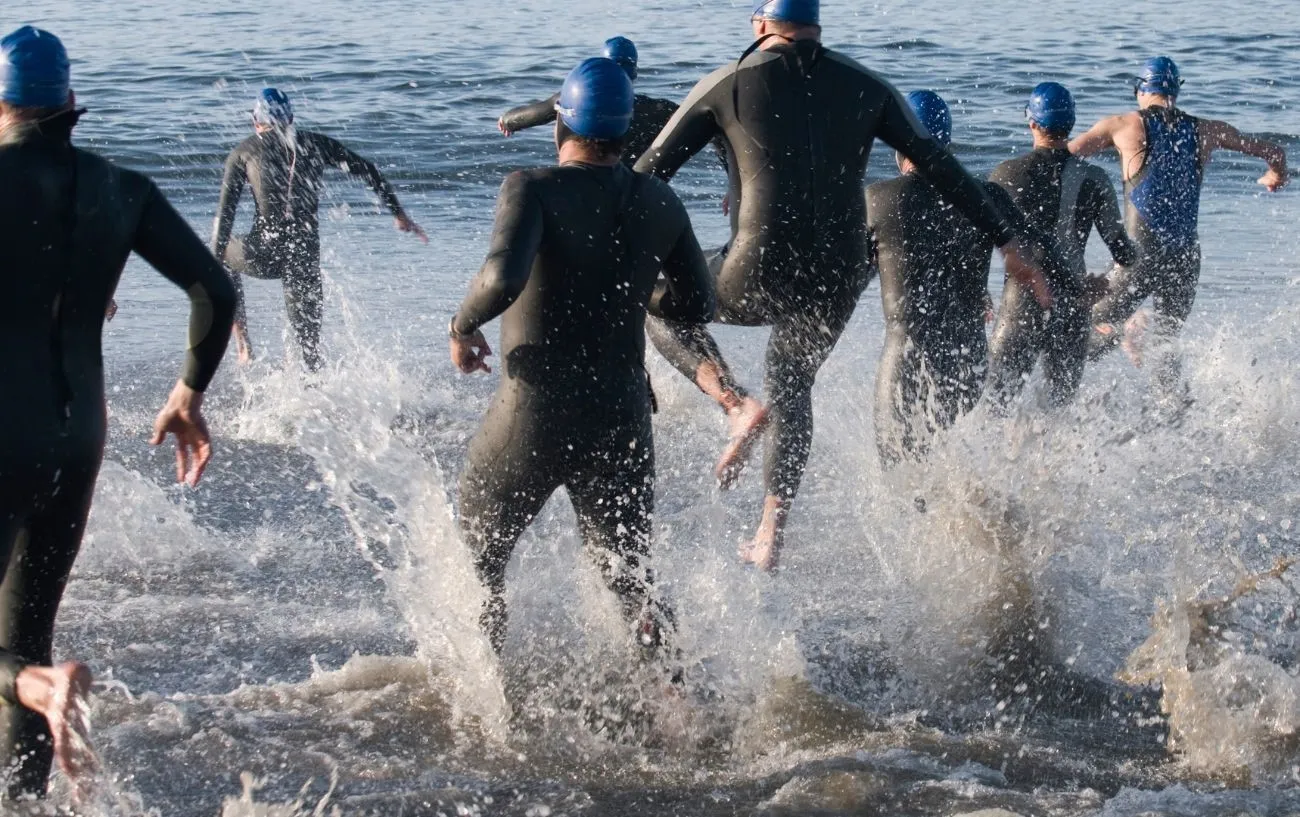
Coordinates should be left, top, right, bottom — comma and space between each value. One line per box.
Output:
135, 184, 237, 391
211, 146, 247, 262
875, 88, 1017, 246
500, 92, 560, 134
315, 134, 408, 219
634, 68, 727, 179
648, 200, 715, 323
452, 172, 543, 335
1084, 167, 1137, 267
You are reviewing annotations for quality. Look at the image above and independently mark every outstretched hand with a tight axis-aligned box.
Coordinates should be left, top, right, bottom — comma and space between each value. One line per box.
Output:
105, 299, 118, 322
1259, 167, 1288, 192
450, 327, 492, 374
497, 117, 513, 137
395, 215, 429, 244
150, 380, 212, 487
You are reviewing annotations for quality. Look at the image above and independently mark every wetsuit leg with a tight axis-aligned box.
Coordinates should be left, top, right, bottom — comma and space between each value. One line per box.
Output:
281, 242, 325, 372
762, 277, 863, 499
1147, 243, 1201, 396
1088, 261, 1153, 360
986, 285, 1046, 413
457, 407, 558, 654
645, 245, 764, 398
0, 459, 96, 799
874, 331, 924, 468
222, 235, 283, 281
1041, 300, 1089, 407
567, 423, 666, 648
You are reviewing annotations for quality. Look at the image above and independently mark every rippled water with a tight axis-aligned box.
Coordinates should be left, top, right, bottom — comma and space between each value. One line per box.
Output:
14, 0, 1300, 814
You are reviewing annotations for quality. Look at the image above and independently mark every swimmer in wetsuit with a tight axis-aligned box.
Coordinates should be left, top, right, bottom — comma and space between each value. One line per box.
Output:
986, 82, 1138, 410
1070, 57, 1288, 398
451, 58, 714, 656
497, 37, 680, 168
212, 88, 426, 372
635, 0, 1056, 570
0, 27, 235, 798
867, 92, 1021, 465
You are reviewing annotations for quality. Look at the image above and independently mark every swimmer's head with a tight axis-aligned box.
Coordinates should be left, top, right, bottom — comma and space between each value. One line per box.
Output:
602, 36, 638, 81
554, 57, 634, 145
751, 0, 821, 41
1134, 56, 1182, 100
751, 0, 819, 25
1025, 81, 1075, 137
252, 87, 294, 132
0, 26, 71, 110
905, 90, 952, 146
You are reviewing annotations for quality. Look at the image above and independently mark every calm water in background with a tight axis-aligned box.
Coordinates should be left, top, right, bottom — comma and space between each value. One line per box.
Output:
14, 1, 1300, 814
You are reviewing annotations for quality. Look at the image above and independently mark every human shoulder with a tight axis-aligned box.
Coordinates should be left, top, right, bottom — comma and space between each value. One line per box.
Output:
821, 48, 892, 90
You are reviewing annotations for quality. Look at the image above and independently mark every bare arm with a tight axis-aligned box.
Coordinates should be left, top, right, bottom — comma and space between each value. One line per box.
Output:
1201, 118, 1289, 191
1069, 115, 1123, 158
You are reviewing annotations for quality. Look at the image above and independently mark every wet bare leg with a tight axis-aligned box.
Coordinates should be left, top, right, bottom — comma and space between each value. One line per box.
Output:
15, 662, 95, 781
693, 361, 769, 489
738, 495, 789, 572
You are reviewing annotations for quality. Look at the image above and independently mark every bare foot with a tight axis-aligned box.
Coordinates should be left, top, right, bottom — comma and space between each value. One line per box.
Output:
738, 496, 788, 572
15, 662, 98, 782
715, 397, 769, 489
1122, 310, 1150, 368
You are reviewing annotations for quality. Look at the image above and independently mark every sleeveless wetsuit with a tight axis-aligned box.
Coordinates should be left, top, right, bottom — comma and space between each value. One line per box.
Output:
867, 177, 1017, 465
987, 147, 1137, 408
0, 111, 235, 798
452, 162, 713, 654
634, 38, 1018, 501
212, 129, 410, 371
1090, 107, 1203, 393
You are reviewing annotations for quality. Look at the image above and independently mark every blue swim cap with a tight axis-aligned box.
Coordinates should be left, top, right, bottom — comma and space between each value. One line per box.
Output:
1135, 56, 1182, 97
0, 26, 70, 109
751, 0, 820, 25
602, 36, 638, 81
1026, 81, 1076, 134
252, 87, 293, 127
905, 90, 952, 147
555, 57, 634, 140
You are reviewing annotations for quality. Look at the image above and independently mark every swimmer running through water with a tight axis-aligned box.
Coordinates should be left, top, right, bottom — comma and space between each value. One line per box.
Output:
1070, 57, 1288, 399
985, 81, 1137, 410
497, 37, 681, 169
212, 88, 426, 372
452, 57, 714, 656
0, 26, 236, 798
866, 91, 1023, 465
635, 0, 1058, 571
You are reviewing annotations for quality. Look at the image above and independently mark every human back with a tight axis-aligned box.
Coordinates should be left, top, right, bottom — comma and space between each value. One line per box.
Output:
1, 131, 164, 447
493, 162, 689, 416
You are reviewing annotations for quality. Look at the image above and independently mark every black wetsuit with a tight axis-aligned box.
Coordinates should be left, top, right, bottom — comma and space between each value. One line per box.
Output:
986, 147, 1136, 408
1090, 107, 1204, 395
867, 176, 1018, 465
499, 93, 679, 168
212, 128, 409, 371
634, 38, 1019, 501
451, 161, 713, 654
0, 112, 235, 798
